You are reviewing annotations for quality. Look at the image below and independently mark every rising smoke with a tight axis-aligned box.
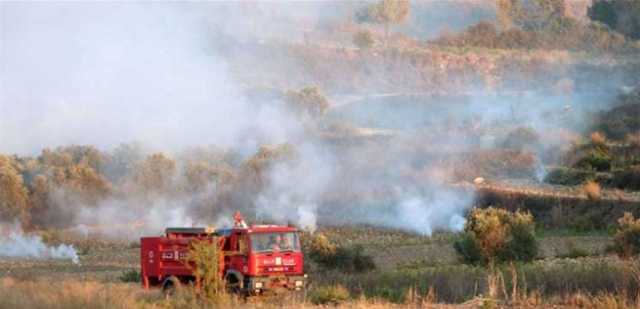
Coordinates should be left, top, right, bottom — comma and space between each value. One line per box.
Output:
0, 223, 79, 264
1, 2, 633, 242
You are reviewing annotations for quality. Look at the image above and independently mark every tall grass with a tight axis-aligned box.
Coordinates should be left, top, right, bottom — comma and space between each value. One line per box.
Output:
0, 278, 143, 309
311, 257, 639, 304
1, 274, 640, 308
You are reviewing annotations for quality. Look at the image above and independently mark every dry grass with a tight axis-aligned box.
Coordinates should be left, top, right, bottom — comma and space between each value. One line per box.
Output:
583, 181, 602, 201
0, 278, 144, 309
2, 276, 640, 309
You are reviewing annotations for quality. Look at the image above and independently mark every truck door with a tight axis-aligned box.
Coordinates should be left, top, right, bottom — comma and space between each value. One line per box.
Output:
226, 232, 248, 274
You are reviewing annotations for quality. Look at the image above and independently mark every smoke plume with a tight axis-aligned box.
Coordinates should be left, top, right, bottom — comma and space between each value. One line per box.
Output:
0, 224, 79, 264
2, 2, 634, 239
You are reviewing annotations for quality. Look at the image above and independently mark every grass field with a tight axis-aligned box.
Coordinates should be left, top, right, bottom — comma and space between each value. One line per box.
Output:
1, 224, 635, 308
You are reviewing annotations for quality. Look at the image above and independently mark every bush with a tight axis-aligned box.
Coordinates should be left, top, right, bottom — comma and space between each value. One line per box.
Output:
433, 16, 631, 51
595, 103, 640, 140
501, 127, 540, 151
453, 234, 483, 265
544, 167, 595, 186
353, 30, 375, 50
309, 285, 350, 305
454, 207, 538, 266
611, 165, 640, 191
575, 150, 611, 171
308, 234, 376, 273
0, 155, 30, 224
590, 132, 607, 147
588, 0, 640, 40
583, 181, 602, 201
612, 212, 640, 259
285, 86, 330, 119
560, 243, 590, 259
463, 21, 499, 48
118, 269, 141, 283
186, 238, 224, 299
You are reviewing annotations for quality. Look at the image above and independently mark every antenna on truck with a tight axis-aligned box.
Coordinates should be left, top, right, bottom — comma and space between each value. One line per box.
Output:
234, 211, 248, 228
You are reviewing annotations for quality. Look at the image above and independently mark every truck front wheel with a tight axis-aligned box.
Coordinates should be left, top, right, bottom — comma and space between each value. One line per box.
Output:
161, 276, 181, 297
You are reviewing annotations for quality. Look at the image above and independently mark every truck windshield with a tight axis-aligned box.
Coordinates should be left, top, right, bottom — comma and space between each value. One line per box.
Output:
250, 232, 300, 253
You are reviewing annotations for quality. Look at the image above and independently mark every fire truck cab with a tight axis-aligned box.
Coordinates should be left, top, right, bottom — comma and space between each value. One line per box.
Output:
140, 214, 307, 294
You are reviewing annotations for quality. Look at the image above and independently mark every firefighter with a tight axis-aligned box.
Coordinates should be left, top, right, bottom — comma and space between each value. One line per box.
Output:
268, 234, 282, 251
280, 235, 293, 251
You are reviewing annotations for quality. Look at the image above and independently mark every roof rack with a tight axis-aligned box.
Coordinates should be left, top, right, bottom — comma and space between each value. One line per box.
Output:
165, 227, 215, 237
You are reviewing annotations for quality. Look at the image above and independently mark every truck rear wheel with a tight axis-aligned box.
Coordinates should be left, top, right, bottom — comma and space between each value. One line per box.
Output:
225, 274, 241, 293
161, 276, 181, 297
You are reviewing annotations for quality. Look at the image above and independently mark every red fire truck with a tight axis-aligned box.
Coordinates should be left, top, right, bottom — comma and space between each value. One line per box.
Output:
140, 213, 307, 294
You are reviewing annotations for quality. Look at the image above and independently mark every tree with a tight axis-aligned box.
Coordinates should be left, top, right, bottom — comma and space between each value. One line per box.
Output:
355, 0, 410, 47
285, 86, 330, 119
496, 0, 567, 31
497, 0, 516, 29
28, 175, 51, 228
613, 212, 640, 259
454, 207, 538, 266
353, 30, 376, 50
186, 238, 225, 299
183, 161, 233, 193
589, 0, 640, 40
588, 0, 617, 29
133, 153, 177, 196
63, 164, 111, 204
0, 156, 30, 224
104, 142, 145, 183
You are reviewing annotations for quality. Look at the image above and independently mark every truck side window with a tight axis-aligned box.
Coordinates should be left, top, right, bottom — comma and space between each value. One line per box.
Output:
238, 234, 247, 253
222, 237, 232, 251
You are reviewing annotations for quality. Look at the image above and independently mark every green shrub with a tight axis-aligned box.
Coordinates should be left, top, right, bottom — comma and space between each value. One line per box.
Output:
575, 150, 611, 171
544, 167, 595, 186
339, 245, 376, 272
309, 285, 350, 305
612, 212, 640, 259
454, 207, 538, 265
186, 238, 224, 298
308, 234, 376, 273
595, 103, 640, 140
118, 269, 141, 282
500, 217, 539, 261
561, 246, 590, 259
588, 0, 640, 40
611, 165, 640, 191
453, 233, 483, 265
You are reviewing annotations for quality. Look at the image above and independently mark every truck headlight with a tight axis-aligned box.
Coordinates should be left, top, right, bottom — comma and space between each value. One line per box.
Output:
295, 280, 303, 287
255, 282, 263, 289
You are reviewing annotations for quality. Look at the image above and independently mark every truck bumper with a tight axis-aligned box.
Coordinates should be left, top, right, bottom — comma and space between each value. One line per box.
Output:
246, 274, 307, 292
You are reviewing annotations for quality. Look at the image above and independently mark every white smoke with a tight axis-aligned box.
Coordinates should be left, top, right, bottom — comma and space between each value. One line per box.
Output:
393, 189, 471, 235
0, 2, 298, 155
3, 1, 596, 239
72, 194, 213, 239
255, 143, 335, 232
0, 224, 79, 264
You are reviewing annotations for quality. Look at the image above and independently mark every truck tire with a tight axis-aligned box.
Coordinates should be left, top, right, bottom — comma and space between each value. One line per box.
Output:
161, 276, 181, 297
225, 274, 241, 293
